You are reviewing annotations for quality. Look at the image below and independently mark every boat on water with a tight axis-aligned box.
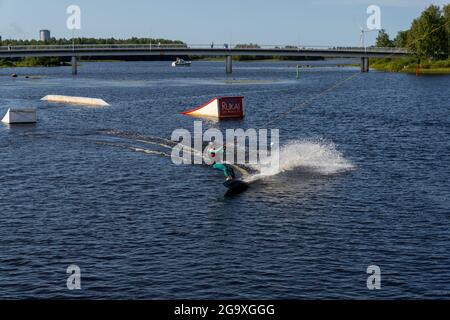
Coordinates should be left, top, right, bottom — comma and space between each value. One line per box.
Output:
172, 58, 192, 67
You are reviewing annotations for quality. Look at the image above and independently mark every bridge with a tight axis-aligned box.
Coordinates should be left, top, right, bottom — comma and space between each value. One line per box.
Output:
0, 44, 409, 74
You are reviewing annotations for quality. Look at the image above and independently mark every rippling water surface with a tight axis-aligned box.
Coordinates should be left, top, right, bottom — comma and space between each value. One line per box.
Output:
0, 60, 449, 299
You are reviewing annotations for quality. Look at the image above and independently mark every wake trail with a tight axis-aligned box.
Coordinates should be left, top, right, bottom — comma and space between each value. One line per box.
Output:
97, 130, 355, 183
99, 129, 177, 150
96, 141, 172, 157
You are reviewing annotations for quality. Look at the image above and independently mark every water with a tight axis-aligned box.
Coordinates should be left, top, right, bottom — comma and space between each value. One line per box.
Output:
0, 60, 449, 299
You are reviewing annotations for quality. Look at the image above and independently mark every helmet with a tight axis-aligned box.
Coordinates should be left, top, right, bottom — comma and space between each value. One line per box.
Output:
207, 143, 223, 161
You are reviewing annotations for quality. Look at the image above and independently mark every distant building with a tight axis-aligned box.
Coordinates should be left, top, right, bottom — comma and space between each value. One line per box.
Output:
40, 30, 51, 42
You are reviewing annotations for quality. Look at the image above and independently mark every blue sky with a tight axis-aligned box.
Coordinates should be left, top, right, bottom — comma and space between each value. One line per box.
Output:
0, 0, 447, 46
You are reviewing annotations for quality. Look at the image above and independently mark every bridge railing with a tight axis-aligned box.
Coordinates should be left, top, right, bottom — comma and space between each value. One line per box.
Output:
0, 43, 409, 54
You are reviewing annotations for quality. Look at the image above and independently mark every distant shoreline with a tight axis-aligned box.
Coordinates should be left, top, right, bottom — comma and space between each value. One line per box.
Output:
371, 66, 450, 74
370, 58, 450, 75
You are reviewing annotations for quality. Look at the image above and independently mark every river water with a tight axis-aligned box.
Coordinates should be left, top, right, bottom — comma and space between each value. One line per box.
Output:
0, 60, 449, 299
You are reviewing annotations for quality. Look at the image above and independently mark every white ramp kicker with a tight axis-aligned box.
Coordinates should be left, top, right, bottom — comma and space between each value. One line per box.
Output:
181, 96, 244, 120
41, 95, 110, 107
2, 108, 37, 124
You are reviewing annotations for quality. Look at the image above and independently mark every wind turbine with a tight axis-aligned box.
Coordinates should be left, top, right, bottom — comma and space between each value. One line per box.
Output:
360, 26, 368, 52
359, 25, 377, 53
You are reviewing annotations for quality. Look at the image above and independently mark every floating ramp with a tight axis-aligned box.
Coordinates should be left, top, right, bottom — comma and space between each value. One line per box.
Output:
2, 108, 37, 124
182, 96, 244, 120
41, 95, 110, 106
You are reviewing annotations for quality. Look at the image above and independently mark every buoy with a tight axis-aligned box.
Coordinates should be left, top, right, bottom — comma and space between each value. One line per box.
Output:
182, 96, 244, 120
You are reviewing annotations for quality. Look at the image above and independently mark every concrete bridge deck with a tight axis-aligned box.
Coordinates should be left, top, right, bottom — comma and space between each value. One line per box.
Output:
0, 44, 410, 73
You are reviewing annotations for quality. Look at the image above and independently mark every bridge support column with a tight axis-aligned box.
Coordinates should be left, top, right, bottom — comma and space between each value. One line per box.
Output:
226, 55, 232, 74
71, 56, 78, 75
360, 57, 369, 72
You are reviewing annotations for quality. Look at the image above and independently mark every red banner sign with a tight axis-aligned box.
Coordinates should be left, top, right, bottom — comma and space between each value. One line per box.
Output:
218, 97, 244, 119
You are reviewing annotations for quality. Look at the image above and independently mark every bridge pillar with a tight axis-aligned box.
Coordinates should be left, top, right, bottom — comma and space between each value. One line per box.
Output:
226, 55, 233, 74
361, 57, 369, 72
71, 56, 78, 75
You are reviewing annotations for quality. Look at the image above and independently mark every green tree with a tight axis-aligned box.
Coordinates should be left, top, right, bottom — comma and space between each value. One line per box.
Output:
444, 4, 450, 33
408, 5, 447, 59
234, 43, 261, 49
234, 43, 266, 61
444, 4, 450, 58
375, 29, 394, 47
394, 30, 409, 48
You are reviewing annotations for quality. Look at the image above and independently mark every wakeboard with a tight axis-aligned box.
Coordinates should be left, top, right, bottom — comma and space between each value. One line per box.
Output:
224, 179, 249, 196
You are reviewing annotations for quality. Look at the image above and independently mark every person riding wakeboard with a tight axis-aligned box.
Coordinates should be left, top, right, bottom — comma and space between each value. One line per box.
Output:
208, 144, 236, 181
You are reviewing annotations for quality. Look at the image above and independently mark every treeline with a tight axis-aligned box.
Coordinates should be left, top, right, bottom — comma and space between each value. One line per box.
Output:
0, 37, 185, 46
375, 4, 450, 59
232, 44, 323, 61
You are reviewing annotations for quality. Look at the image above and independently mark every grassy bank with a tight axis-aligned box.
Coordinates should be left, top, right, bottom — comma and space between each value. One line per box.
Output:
0, 60, 15, 68
371, 58, 450, 74
0, 57, 67, 68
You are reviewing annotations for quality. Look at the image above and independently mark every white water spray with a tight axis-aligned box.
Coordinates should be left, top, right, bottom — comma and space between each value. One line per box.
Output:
245, 139, 355, 182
